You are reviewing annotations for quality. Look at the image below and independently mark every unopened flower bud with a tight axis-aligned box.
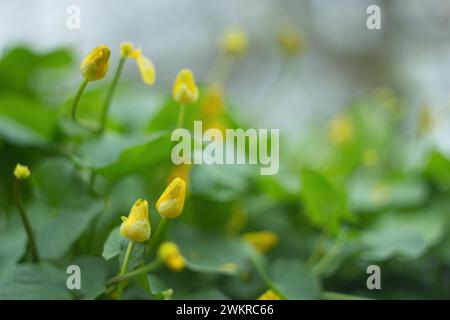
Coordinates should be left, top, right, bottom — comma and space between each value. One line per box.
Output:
120, 199, 151, 242
80, 45, 110, 81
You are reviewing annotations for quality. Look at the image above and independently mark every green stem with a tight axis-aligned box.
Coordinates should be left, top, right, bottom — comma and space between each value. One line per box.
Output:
250, 254, 285, 299
14, 179, 39, 263
145, 217, 168, 256
305, 230, 328, 267
116, 241, 135, 299
320, 291, 371, 300
71, 79, 89, 125
207, 52, 236, 86
176, 104, 186, 129
99, 57, 126, 134
106, 259, 162, 286
313, 232, 345, 275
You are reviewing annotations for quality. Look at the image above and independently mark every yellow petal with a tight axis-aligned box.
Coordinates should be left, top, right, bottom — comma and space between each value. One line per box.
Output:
135, 55, 156, 85
172, 69, 199, 104
156, 177, 186, 219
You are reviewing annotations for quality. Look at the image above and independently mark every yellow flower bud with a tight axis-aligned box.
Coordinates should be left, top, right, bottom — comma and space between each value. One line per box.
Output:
120, 199, 151, 242
156, 177, 186, 219
172, 69, 199, 104
278, 28, 305, 55
201, 86, 224, 118
329, 114, 354, 146
80, 45, 110, 81
158, 242, 186, 272
120, 41, 134, 58
221, 27, 248, 56
258, 289, 282, 300
243, 231, 278, 253
14, 163, 30, 180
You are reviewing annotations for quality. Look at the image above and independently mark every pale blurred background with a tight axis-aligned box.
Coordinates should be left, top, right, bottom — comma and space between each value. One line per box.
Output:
1, 0, 450, 148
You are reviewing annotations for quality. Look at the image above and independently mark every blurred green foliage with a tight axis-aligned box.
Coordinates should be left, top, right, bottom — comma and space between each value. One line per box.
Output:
0, 46, 449, 300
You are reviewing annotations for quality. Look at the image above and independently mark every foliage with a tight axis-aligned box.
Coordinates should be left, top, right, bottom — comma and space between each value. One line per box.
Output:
0, 46, 449, 300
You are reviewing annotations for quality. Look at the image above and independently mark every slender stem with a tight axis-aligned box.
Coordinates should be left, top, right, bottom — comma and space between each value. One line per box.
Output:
116, 241, 135, 299
313, 232, 345, 275
145, 217, 168, 256
250, 254, 285, 299
176, 104, 186, 129
71, 79, 89, 124
106, 259, 162, 286
207, 52, 236, 86
320, 291, 371, 300
99, 57, 126, 134
305, 230, 328, 267
14, 179, 39, 262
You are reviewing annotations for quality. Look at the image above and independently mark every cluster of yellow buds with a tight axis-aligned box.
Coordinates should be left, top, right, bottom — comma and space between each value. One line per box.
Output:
14, 163, 30, 180
258, 289, 282, 300
80, 45, 111, 81
156, 177, 187, 219
120, 199, 151, 242
120, 42, 156, 85
158, 242, 186, 272
172, 69, 199, 105
243, 230, 278, 253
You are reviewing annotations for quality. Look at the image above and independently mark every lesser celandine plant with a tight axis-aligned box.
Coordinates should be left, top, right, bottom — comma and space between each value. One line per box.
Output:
115, 199, 151, 299
13, 164, 39, 262
99, 42, 155, 133
2, 27, 410, 301
71, 45, 110, 128
172, 68, 199, 128
146, 177, 187, 255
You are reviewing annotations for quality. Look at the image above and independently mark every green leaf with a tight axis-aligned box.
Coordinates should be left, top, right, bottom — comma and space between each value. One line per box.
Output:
30, 158, 102, 259
0, 95, 57, 146
137, 275, 173, 300
361, 210, 445, 261
171, 223, 255, 275
0, 263, 72, 299
102, 227, 145, 270
347, 173, 429, 212
190, 164, 254, 202
424, 150, 450, 191
71, 256, 110, 299
81, 132, 171, 180
102, 227, 123, 260
300, 168, 354, 234
270, 258, 321, 300
0, 215, 26, 270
